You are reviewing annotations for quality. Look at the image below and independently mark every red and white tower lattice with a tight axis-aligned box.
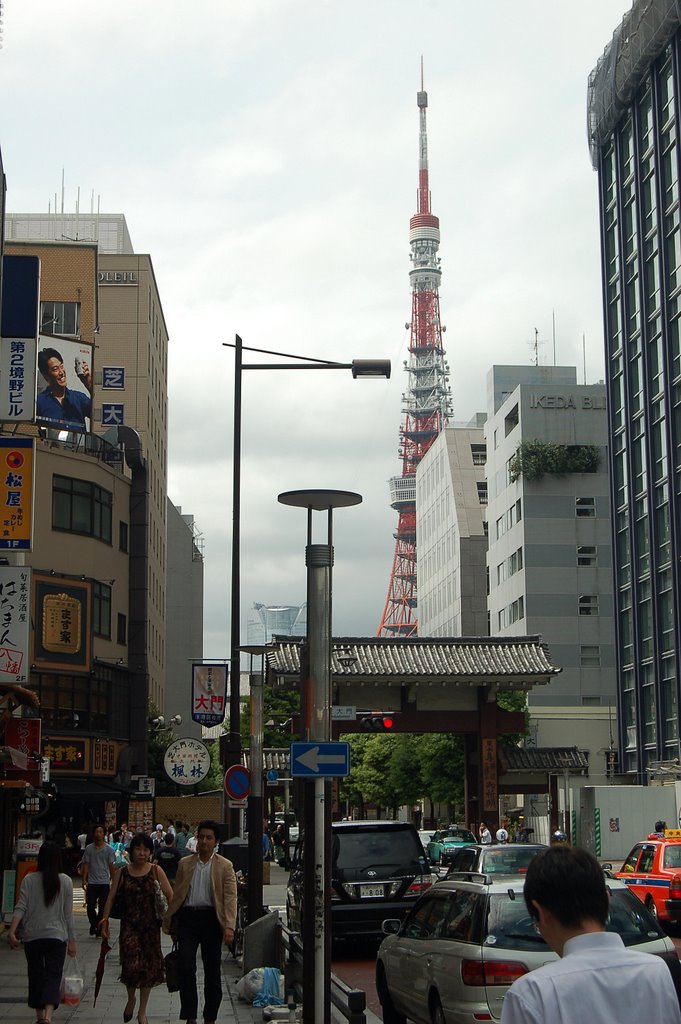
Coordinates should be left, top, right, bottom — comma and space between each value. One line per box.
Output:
377, 72, 452, 637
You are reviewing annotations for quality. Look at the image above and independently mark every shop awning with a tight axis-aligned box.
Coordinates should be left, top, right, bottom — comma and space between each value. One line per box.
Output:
54, 778, 135, 801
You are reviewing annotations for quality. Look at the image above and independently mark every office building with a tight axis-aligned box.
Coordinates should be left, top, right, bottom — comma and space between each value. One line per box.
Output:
484, 365, 615, 782
588, 0, 681, 777
166, 501, 204, 739
5, 215, 169, 709
415, 419, 488, 637
246, 602, 306, 645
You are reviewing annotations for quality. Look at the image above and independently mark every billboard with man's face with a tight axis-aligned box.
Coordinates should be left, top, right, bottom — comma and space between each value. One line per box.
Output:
35, 335, 93, 433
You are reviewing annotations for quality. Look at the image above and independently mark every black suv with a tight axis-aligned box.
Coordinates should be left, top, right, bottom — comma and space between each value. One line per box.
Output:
286, 820, 432, 941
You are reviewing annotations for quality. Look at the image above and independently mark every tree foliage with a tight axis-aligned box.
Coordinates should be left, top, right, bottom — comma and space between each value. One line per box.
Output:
239, 684, 301, 748
496, 690, 529, 748
340, 731, 464, 821
508, 440, 600, 482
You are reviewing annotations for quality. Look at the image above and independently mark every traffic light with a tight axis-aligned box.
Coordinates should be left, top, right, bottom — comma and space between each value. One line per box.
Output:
360, 714, 394, 733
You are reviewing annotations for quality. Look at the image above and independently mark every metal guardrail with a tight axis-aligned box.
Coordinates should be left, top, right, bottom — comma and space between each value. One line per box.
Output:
278, 921, 367, 1024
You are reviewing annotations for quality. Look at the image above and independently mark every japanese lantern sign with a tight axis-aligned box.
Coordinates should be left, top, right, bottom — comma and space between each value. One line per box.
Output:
163, 737, 211, 787
191, 663, 227, 726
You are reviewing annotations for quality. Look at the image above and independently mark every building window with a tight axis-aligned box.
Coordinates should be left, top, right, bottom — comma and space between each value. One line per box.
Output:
117, 613, 127, 645
578, 595, 599, 616
40, 300, 80, 336
576, 497, 596, 517
577, 545, 598, 567
52, 475, 113, 543
505, 404, 519, 437
93, 582, 111, 639
470, 444, 486, 465
580, 644, 601, 667
498, 596, 524, 629
582, 696, 602, 706
119, 521, 129, 553
477, 482, 488, 505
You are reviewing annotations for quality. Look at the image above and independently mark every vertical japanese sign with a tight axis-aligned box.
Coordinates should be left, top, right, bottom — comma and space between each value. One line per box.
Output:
481, 737, 498, 813
0, 439, 34, 550
191, 663, 227, 726
0, 254, 39, 423
5, 718, 41, 760
0, 339, 37, 421
0, 566, 31, 682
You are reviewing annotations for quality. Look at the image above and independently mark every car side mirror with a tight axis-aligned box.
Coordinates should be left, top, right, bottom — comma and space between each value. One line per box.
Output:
382, 919, 401, 935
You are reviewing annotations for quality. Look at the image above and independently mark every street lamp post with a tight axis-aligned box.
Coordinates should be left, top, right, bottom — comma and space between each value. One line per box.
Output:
224, 335, 390, 914
279, 489, 362, 1024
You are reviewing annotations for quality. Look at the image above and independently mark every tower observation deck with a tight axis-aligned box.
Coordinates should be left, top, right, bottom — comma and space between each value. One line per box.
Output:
377, 74, 452, 637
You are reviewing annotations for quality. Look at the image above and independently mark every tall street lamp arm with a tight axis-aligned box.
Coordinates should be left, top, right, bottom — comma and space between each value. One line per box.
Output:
226, 334, 390, 842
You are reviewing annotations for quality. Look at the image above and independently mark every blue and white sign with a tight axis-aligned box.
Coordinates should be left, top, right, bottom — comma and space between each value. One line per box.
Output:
291, 741, 350, 778
102, 403, 124, 426
102, 366, 125, 390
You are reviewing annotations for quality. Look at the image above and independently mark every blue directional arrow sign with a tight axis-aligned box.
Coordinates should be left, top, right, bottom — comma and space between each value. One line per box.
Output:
291, 741, 350, 778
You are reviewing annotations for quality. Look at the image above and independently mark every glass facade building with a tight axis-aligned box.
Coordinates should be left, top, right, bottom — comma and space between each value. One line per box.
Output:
246, 602, 306, 645
589, 2, 681, 777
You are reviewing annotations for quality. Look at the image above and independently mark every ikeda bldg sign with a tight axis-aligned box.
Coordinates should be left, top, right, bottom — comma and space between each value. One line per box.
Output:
529, 393, 607, 411
98, 271, 137, 286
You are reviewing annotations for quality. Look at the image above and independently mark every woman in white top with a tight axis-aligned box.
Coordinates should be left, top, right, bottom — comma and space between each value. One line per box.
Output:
8, 841, 77, 1024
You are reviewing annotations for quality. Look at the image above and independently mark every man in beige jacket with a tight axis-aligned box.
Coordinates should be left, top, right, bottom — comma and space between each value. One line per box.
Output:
163, 820, 237, 1024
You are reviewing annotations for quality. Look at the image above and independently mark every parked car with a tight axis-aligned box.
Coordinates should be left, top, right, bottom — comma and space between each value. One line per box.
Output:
376, 874, 681, 1024
615, 830, 681, 922
426, 827, 476, 865
445, 843, 547, 877
418, 830, 436, 855
287, 820, 432, 941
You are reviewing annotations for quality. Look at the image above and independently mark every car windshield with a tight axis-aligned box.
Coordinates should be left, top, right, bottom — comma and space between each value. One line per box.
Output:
484, 889, 664, 952
481, 847, 542, 874
332, 826, 424, 873
663, 845, 681, 869
436, 828, 475, 843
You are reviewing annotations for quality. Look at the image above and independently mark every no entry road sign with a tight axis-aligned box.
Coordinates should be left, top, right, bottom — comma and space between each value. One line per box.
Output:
224, 764, 251, 800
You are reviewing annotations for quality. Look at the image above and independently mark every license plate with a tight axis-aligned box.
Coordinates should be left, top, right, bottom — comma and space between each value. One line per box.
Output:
359, 884, 384, 898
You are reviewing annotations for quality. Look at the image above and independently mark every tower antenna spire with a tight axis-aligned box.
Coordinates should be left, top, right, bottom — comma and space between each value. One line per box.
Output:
378, 68, 452, 638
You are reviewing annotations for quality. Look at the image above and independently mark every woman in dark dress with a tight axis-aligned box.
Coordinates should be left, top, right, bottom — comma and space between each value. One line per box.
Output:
100, 833, 172, 1024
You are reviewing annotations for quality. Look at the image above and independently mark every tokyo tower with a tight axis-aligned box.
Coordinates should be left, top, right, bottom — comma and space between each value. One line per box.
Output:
377, 68, 452, 637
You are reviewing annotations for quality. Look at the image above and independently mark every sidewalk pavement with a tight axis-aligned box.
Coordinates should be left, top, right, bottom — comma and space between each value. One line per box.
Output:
0, 865, 292, 1024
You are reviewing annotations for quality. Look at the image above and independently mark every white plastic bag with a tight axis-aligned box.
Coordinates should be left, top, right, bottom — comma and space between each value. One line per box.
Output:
236, 967, 265, 1002
61, 956, 84, 1006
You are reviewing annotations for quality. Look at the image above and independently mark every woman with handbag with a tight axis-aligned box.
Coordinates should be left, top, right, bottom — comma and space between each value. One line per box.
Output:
100, 833, 172, 1024
7, 840, 77, 1024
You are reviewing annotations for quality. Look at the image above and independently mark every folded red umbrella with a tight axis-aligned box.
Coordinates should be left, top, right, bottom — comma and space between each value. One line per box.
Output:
93, 936, 112, 1006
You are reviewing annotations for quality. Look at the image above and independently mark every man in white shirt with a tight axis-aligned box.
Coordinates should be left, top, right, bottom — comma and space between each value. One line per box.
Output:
479, 822, 492, 844
163, 820, 237, 1024
501, 845, 681, 1024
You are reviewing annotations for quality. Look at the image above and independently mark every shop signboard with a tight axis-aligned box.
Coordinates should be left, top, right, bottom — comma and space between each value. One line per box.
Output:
163, 737, 211, 787
191, 663, 227, 726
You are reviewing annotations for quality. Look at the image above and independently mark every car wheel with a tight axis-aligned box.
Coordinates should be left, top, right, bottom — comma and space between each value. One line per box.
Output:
646, 895, 659, 920
431, 994, 446, 1024
376, 964, 406, 1024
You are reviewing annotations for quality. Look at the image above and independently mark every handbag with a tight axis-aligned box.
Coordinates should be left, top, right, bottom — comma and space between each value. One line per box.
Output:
152, 866, 168, 923
60, 956, 84, 1006
164, 940, 180, 992
109, 868, 126, 920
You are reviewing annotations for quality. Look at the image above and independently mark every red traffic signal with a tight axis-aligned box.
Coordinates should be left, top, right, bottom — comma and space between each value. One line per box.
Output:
360, 714, 394, 733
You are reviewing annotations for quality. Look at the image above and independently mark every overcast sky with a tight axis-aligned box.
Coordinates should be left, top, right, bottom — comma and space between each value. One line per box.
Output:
1, 0, 631, 658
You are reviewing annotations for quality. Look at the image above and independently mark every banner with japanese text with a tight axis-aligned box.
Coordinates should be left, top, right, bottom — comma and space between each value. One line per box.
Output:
0, 439, 34, 550
191, 663, 227, 726
0, 566, 31, 682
